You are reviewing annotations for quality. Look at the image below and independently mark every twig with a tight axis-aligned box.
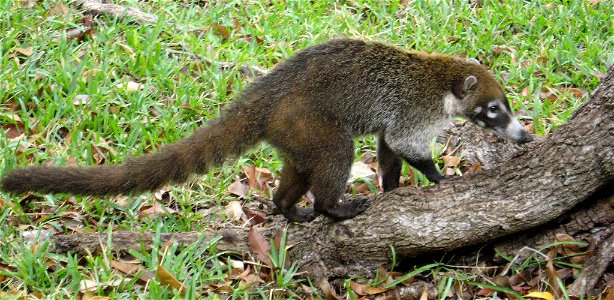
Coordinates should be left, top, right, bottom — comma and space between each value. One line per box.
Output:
499, 246, 550, 276
167, 47, 267, 78
568, 230, 614, 297
53, 26, 93, 42
251, 195, 275, 207
80, 0, 158, 24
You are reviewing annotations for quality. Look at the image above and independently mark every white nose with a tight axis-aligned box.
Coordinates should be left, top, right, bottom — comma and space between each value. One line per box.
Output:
505, 118, 533, 144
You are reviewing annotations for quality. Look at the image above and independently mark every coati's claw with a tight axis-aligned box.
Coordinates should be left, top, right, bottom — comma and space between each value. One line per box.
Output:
427, 173, 444, 183
441, 175, 456, 181
283, 207, 320, 223
356, 198, 371, 210
318, 198, 371, 221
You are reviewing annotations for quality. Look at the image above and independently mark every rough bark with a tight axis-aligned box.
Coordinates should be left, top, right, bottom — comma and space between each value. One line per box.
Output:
51, 67, 614, 290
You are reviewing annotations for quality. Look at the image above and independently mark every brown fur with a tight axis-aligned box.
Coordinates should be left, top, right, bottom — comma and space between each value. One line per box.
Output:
1, 39, 528, 222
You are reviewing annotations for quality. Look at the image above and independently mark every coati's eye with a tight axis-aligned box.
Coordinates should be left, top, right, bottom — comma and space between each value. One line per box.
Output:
489, 105, 499, 113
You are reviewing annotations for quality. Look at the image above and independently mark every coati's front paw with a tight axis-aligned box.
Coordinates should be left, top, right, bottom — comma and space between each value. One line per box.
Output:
425, 172, 444, 183
283, 207, 320, 223
441, 174, 457, 181
318, 198, 371, 221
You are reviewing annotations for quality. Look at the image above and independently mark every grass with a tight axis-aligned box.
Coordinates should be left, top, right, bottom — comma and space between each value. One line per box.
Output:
0, 0, 612, 298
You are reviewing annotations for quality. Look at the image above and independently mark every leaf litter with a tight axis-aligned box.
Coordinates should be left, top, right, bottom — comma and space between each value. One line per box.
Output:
1, 2, 610, 299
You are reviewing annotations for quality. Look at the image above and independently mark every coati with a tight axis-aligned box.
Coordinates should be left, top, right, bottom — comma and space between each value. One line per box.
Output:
0, 39, 532, 222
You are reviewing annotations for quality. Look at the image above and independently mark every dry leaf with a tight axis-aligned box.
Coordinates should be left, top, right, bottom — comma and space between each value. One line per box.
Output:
111, 260, 140, 275
349, 280, 388, 296
476, 287, 495, 296
255, 167, 272, 178
56, 26, 93, 42
420, 287, 429, 300
247, 227, 272, 267
116, 81, 144, 92
212, 24, 231, 39
301, 283, 318, 295
353, 182, 373, 195
156, 264, 186, 297
492, 46, 515, 55
540, 87, 557, 101
390, 271, 415, 286
14, 48, 34, 56
255, 167, 273, 188
154, 189, 171, 202
545, 249, 561, 296
5, 114, 22, 123
73, 94, 91, 105
244, 208, 267, 225
229, 265, 250, 281
137, 202, 177, 218
21, 229, 52, 242
3, 124, 25, 139
83, 68, 99, 79
225, 200, 244, 221
48, 3, 69, 19
239, 273, 263, 287
318, 278, 341, 300
117, 43, 135, 55
558, 87, 587, 98
555, 233, 581, 255
243, 166, 258, 189
536, 56, 549, 66
78, 279, 124, 292
227, 178, 248, 198
243, 166, 273, 192
349, 161, 376, 183
228, 259, 244, 271
232, 18, 243, 32
442, 155, 461, 168
525, 291, 554, 300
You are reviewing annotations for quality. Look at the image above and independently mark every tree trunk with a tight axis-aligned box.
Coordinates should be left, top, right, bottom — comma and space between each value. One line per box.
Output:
289, 66, 614, 278
51, 67, 614, 283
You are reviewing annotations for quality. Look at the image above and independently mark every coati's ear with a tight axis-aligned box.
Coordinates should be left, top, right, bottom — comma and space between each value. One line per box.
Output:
467, 58, 480, 65
463, 76, 478, 92
452, 76, 478, 98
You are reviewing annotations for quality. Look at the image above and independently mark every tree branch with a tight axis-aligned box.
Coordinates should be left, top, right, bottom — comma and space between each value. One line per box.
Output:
52, 229, 250, 255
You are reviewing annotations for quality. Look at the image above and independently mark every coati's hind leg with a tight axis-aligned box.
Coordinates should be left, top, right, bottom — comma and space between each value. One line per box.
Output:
273, 161, 315, 222
311, 141, 370, 220
377, 133, 403, 192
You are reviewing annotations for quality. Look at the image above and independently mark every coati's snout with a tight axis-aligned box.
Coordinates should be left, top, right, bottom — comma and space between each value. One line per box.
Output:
506, 121, 533, 144
471, 99, 533, 144
454, 59, 533, 145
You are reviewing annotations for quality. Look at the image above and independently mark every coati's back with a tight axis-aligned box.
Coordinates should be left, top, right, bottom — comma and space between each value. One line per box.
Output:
261, 39, 501, 136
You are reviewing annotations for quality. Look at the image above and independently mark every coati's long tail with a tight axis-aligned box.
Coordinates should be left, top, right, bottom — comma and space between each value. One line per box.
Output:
0, 104, 265, 196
